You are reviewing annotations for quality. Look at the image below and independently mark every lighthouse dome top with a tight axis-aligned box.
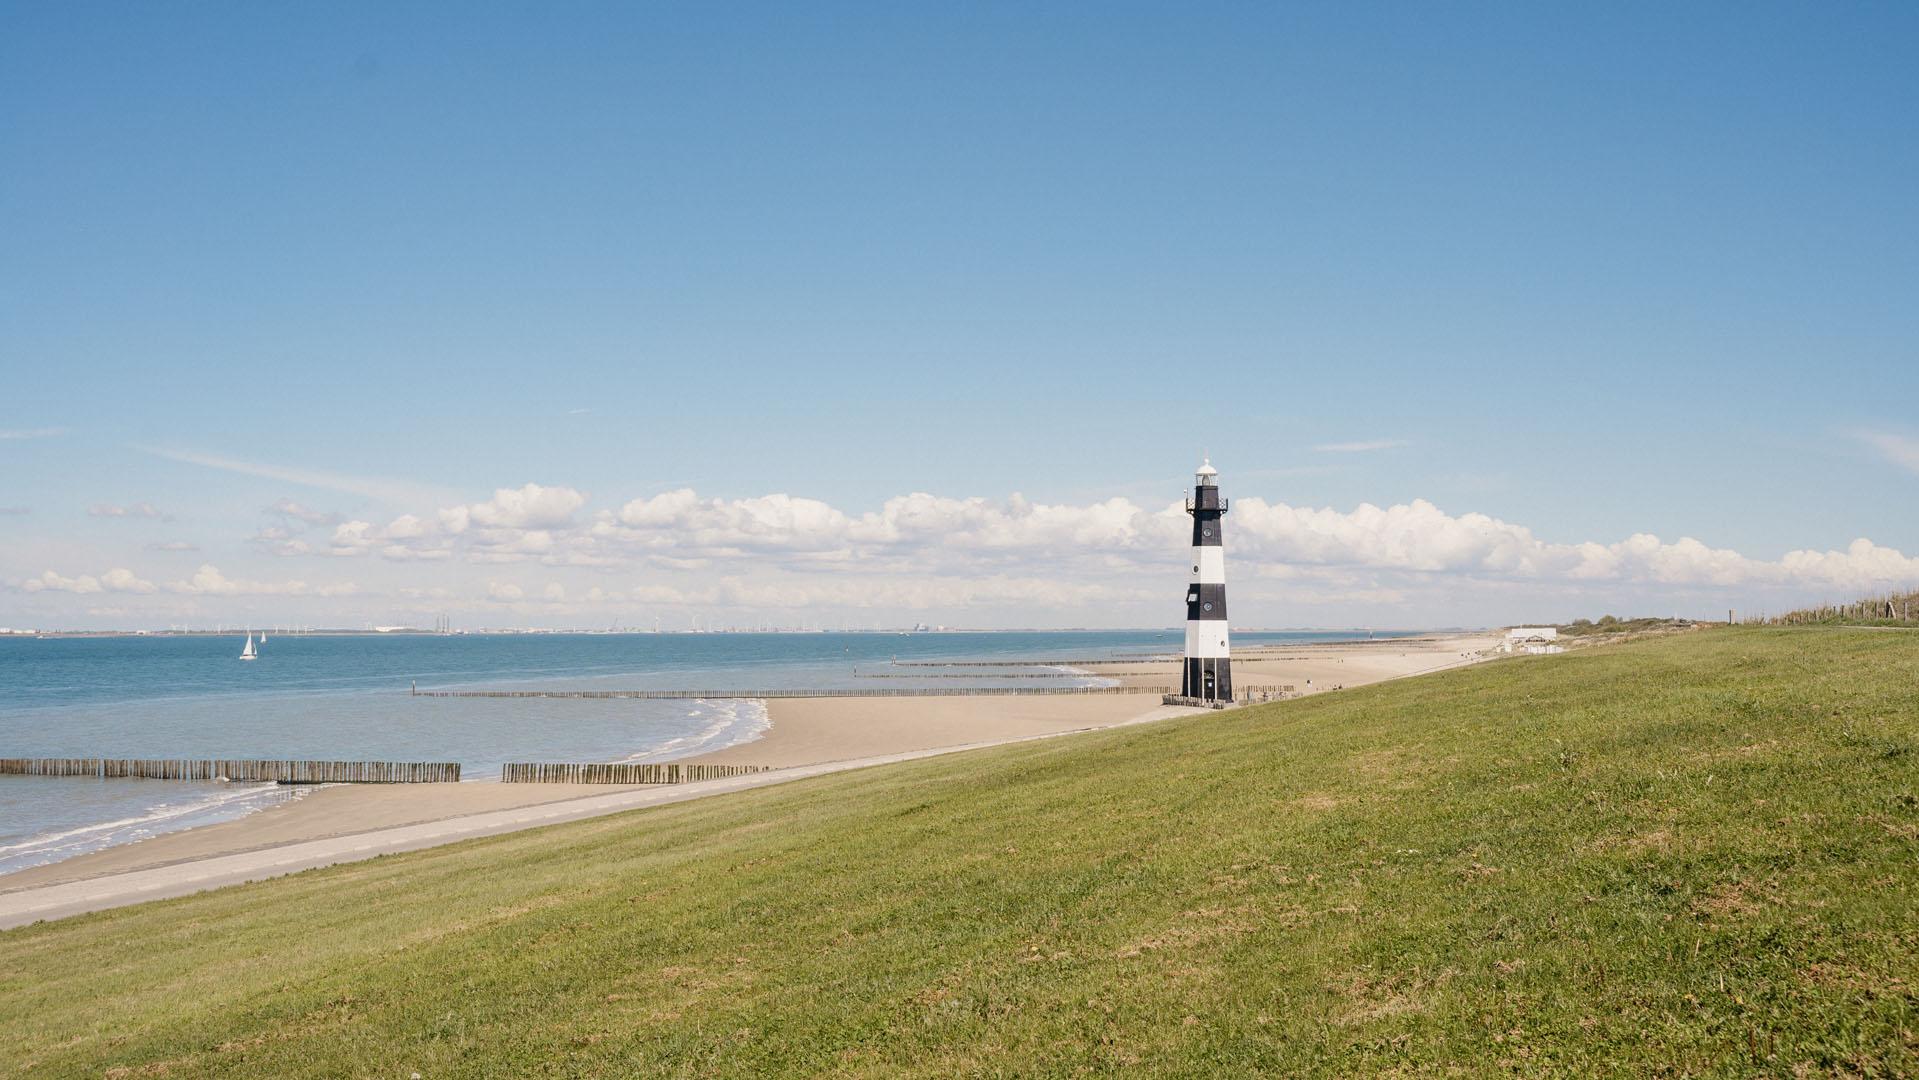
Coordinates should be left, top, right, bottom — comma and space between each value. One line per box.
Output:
1195, 458, 1218, 485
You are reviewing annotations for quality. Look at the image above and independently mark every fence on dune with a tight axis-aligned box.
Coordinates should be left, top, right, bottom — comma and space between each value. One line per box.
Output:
1758, 590, 1919, 626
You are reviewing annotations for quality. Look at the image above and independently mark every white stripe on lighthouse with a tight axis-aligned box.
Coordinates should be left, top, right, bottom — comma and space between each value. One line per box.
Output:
1193, 547, 1225, 585
1184, 621, 1231, 659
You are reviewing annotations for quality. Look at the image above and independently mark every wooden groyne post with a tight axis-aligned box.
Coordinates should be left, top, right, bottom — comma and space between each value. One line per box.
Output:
501, 761, 771, 784
411, 685, 1172, 699
0, 758, 462, 783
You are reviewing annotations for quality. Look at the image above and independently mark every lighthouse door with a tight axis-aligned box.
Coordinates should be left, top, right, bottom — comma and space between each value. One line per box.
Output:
1203, 666, 1216, 699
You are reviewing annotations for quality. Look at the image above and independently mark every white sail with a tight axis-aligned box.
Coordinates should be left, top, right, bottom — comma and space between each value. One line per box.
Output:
240, 633, 257, 660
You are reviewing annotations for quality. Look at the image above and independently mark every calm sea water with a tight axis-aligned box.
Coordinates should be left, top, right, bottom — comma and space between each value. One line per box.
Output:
0, 630, 1405, 873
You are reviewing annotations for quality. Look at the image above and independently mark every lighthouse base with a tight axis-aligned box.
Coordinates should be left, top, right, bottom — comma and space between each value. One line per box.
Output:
1181, 657, 1232, 703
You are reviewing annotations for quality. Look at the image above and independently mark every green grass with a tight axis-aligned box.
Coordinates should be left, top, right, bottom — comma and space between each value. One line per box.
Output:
3, 628, 1917, 1077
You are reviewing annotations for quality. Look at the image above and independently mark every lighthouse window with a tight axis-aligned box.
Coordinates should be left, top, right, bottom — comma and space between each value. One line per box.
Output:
1203, 602, 1214, 612
1202, 528, 1213, 537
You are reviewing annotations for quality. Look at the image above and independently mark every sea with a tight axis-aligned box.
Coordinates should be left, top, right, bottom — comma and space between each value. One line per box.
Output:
0, 630, 1409, 874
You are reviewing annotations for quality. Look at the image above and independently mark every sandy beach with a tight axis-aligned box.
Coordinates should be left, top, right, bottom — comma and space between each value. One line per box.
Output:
682, 631, 1502, 768
682, 692, 1163, 767
1, 632, 1496, 895
1111, 631, 1503, 693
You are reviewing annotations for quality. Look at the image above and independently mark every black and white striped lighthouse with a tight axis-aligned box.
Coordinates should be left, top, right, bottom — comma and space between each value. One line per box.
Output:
1182, 458, 1232, 702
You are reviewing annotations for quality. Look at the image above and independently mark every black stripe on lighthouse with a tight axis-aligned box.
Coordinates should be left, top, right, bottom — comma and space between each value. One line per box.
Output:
1186, 583, 1228, 622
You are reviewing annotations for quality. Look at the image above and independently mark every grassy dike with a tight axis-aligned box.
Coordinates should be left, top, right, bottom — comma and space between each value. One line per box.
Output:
2, 628, 1915, 1076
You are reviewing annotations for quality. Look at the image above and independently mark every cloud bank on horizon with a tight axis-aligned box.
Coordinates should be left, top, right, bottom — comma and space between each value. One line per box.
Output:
9, 479, 1919, 629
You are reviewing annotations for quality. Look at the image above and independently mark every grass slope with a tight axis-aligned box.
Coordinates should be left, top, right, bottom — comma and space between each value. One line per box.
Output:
3, 628, 1916, 1077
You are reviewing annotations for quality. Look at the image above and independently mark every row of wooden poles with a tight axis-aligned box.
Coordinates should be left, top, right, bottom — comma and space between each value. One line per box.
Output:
412, 685, 1172, 699
0, 758, 462, 783
500, 762, 771, 784
854, 671, 1171, 678
1762, 592, 1918, 625
0, 758, 776, 785
889, 659, 1166, 666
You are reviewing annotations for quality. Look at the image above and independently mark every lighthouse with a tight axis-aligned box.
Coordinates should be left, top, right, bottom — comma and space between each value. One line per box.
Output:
1181, 458, 1232, 703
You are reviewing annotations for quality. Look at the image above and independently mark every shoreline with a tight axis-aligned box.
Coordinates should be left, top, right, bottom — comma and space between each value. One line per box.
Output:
0, 632, 1498, 906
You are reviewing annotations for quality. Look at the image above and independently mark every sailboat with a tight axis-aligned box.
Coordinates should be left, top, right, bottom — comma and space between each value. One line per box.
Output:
259, 630, 268, 643
240, 633, 258, 661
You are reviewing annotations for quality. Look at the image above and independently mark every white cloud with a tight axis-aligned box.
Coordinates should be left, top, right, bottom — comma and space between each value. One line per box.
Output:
287, 480, 1919, 601
612, 490, 851, 552
328, 520, 378, 554
1859, 432, 1919, 476
1222, 498, 1919, 592
20, 570, 101, 594
19, 567, 155, 594
146, 540, 199, 552
101, 568, 158, 593
713, 575, 1140, 611
38, 476, 1915, 626
296, 485, 584, 564
0, 427, 65, 440
588, 487, 1919, 600
1312, 439, 1408, 453
467, 483, 587, 530
383, 514, 430, 539
89, 501, 172, 521
165, 564, 345, 597
1775, 538, 1919, 591
597, 490, 1160, 565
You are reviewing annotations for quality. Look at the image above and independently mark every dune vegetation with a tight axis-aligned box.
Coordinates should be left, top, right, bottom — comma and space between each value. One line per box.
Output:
3, 627, 1916, 1076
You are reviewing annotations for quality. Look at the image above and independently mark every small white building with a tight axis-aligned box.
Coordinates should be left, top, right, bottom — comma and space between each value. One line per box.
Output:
1500, 626, 1564, 655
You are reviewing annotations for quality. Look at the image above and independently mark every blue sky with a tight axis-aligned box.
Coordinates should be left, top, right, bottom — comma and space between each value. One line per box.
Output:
3, 4, 1917, 629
